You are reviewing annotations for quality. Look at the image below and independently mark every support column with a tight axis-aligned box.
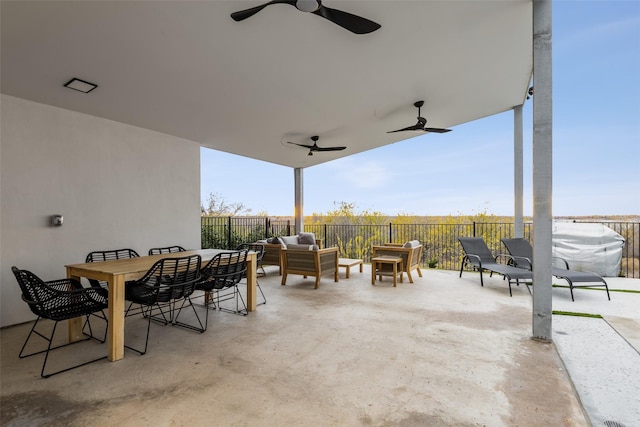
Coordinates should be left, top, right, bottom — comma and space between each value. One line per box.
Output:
294, 168, 303, 234
532, 0, 553, 341
514, 105, 524, 238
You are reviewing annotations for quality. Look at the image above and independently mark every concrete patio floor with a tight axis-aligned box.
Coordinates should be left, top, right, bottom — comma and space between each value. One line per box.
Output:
1, 266, 637, 426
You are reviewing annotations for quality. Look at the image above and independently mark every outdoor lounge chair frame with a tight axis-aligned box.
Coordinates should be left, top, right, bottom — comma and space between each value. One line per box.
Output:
501, 238, 610, 301
281, 247, 339, 289
371, 242, 423, 283
458, 237, 533, 296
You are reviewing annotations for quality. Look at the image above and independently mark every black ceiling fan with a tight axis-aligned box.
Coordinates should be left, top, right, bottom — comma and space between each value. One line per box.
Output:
230, 0, 381, 35
387, 101, 452, 134
287, 135, 346, 156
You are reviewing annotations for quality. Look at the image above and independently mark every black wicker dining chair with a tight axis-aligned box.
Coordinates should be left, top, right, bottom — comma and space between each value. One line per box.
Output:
124, 254, 203, 355
148, 245, 187, 255
196, 250, 249, 330
236, 243, 267, 305
11, 266, 109, 378
85, 248, 140, 297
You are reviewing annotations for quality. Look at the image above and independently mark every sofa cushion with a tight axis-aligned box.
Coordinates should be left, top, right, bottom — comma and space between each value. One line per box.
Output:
404, 240, 421, 248
286, 244, 318, 251
280, 235, 299, 246
266, 236, 280, 244
297, 232, 316, 245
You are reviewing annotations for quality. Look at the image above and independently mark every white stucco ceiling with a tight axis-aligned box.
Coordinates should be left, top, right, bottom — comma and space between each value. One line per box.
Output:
1, 1, 533, 168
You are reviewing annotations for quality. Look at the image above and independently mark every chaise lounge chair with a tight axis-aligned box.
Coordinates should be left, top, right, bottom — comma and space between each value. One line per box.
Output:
458, 237, 533, 296
501, 237, 610, 301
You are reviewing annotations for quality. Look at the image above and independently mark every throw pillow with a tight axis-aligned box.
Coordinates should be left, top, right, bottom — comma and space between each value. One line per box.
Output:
297, 232, 316, 245
404, 240, 421, 248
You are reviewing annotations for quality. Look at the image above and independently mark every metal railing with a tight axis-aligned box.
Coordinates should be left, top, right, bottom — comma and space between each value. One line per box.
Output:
201, 217, 638, 278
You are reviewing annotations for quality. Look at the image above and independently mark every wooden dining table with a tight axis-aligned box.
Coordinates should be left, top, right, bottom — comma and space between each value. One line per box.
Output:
65, 249, 257, 361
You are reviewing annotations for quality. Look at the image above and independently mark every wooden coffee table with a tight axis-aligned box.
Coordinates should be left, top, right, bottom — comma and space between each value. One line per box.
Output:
338, 258, 363, 278
371, 256, 403, 287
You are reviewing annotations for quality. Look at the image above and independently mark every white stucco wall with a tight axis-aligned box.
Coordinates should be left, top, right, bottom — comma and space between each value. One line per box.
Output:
0, 95, 201, 327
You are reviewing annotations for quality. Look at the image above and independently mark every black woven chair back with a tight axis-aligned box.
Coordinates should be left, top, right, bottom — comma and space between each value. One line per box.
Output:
236, 243, 264, 259
85, 248, 140, 292
128, 255, 202, 304
11, 266, 107, 321
236, 243, 264, 269
198, 250, 248, 292
86, 248, 140, 263
458, 237, 496, 265
148, 246, 186, 255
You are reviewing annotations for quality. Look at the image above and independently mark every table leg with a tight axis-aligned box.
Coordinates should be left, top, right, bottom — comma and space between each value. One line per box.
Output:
246, 252, 257, 311
371, 261, 376, 285
345, 265, 351, 279
108, 275, 125, 361
359, 262, 363, 273
393, 262, 397, 287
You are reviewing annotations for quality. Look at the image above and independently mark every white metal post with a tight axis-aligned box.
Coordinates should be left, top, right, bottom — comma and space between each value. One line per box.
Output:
294, 168, 304, 234
514, 104, 524, 238
532, 0, 553, 341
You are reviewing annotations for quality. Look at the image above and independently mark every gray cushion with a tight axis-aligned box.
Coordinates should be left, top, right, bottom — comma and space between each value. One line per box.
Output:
286, 243, 316, 251
404, 240, 421, 248
297, 232, 316, 245
280, 235, 299, 246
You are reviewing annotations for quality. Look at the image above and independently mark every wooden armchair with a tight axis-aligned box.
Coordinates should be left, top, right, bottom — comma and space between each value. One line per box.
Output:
371, 241, 423, 283
281, 247, 339, 289
261, 243, 286, 275
259, 235, 323, 275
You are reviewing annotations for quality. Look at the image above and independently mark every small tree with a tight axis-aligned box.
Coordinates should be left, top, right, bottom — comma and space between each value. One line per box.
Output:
201, 192, 251, 216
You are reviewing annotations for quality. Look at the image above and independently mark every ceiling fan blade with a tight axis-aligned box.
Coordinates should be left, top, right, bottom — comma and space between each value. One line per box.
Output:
423, 127, 452, 133
287, 141, 314, 149
313, 5, 381, 34
315, 146, 346, 151
386, 123, 424, 133
231, 0, 295, 22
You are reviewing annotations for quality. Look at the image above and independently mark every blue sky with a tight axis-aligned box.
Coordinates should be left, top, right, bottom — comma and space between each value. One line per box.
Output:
202, 1, 640, 217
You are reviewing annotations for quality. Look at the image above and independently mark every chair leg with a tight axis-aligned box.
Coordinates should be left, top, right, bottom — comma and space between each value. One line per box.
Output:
82, 310, 108, 343
565, 279, 575, 301
235, 287, 248, 315
21, 316, 108, 378
256, 280, 266, 305
125, 307, 153, 355
172, 297, 205, 333
146, 302, 172, 325
215, 286, 247, 316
